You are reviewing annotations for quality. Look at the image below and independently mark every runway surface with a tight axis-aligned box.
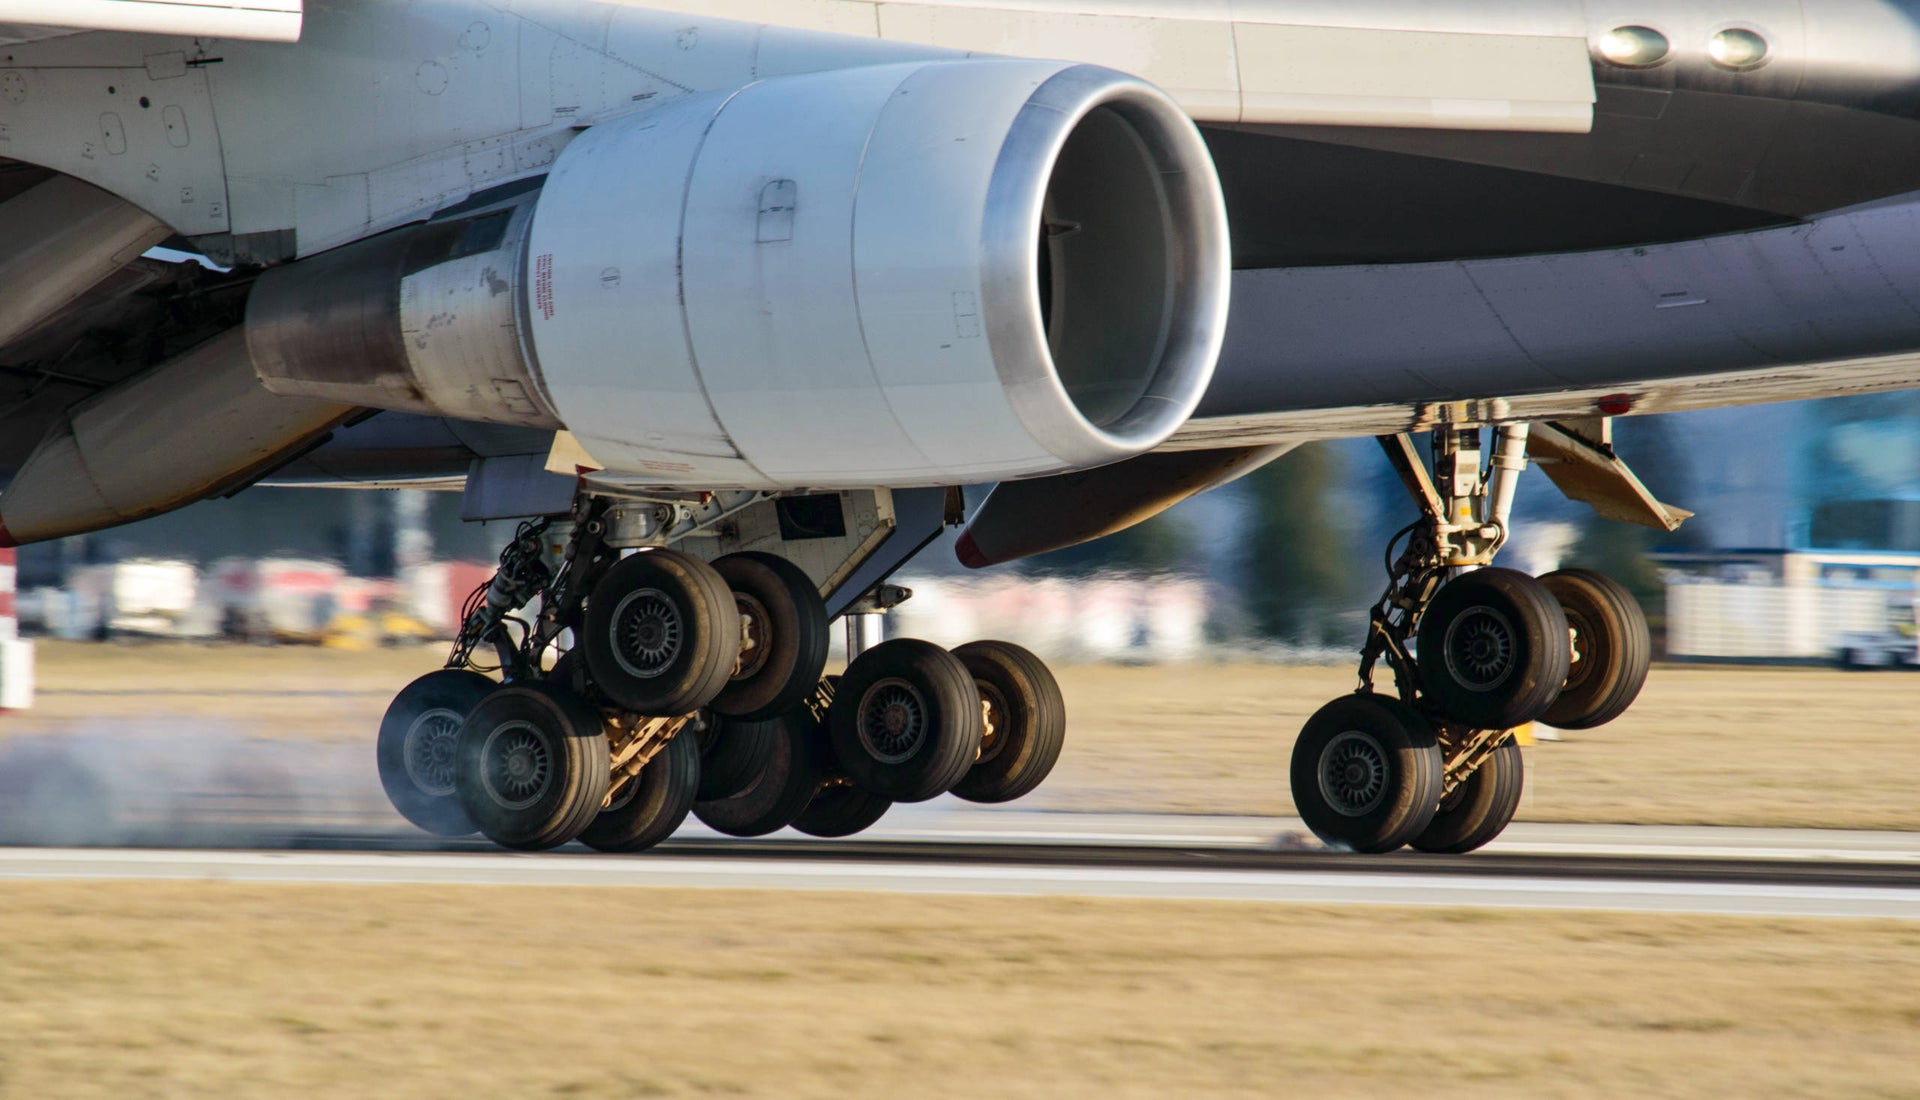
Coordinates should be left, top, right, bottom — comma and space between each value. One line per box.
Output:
3, 807, 1917, 920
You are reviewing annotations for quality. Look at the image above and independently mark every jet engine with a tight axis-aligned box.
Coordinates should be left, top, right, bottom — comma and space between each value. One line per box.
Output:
249, 59, 1231, 489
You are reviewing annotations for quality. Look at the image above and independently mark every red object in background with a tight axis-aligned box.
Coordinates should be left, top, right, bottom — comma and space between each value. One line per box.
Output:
0, 547, 15, 623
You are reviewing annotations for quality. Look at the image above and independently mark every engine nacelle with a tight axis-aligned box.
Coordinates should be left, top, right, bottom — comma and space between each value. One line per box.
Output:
252, 59, 1230, 489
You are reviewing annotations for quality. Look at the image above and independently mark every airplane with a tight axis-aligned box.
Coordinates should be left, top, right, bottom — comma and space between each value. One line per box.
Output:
1, 0, 1916, 857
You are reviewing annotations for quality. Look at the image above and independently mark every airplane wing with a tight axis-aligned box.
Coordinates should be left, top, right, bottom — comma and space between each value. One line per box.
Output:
0, 1, 301, 44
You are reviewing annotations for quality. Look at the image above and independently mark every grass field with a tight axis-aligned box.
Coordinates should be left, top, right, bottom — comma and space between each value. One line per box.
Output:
0, 882, 1914, 1099
8, 641, 1918, 831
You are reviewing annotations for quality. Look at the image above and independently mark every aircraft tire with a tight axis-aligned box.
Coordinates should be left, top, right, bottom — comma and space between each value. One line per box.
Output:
453, 683, 610, 851
696, 714, 779, 802
583, 549, 740, 716
692, 707, 827, 837
376, 668, 495, 837
828, 639, 982, 803
1539, 569, 1651, 730
1408, 738, 1524, 854
1416, 568, 1571, 730
579, 725, 700, 853
1289, 693, 1442, 854
793, 782, 893, 838
948, 640, 1066, 804
709, 552, 831, 721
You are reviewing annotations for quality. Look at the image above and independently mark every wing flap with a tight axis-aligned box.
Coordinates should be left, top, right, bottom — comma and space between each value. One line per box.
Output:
0, 1, 301, 43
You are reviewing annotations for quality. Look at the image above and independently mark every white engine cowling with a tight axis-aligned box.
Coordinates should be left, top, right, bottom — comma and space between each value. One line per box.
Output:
252, 59, 1230, 490
532, 59, 1229, 488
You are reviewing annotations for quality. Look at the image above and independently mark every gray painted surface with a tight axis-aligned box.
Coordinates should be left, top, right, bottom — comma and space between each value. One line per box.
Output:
1202, 193, 1920, 419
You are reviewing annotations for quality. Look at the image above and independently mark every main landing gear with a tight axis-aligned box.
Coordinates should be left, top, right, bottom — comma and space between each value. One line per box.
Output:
375, 491, 1069, 852
1289, 426, 1654, 854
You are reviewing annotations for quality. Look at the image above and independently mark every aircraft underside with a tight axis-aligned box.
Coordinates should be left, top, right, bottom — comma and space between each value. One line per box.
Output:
4, 0, 1920, 852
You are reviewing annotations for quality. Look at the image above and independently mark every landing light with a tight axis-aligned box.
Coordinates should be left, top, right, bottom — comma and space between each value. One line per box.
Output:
1709, 28, 1769, 70
1598, 26, 1670, 67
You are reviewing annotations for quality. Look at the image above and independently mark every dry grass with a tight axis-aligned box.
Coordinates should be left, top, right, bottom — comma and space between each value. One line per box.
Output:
1039, 662, 1920, 830
0, 882, 1913, 1099
10, 642, 1920, 829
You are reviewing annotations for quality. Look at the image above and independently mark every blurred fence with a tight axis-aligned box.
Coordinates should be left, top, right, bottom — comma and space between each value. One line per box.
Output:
1666, 582, 1894, 660
881, 574, 1209, 664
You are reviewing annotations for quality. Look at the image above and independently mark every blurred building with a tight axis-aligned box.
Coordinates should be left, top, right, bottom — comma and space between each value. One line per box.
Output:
1650, 393, 1920, 661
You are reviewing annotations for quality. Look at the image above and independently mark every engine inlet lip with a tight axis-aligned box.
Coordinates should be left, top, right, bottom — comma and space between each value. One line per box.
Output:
978, 65, 1231, 469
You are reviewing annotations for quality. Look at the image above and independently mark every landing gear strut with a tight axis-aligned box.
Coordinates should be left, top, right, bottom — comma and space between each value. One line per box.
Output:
1290, 424, 1654, 854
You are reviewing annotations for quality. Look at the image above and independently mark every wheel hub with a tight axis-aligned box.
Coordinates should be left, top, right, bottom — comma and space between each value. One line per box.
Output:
610, 587, 682, 680
402, 707, 463, 797
480, 720, 553, 810
1443, 606, 1518, 692
857, 677, 927, 764
1318, 730, 1389, 817
1562, 611, 1595, 691
975, 682, 1008, 765
732, 593, 771, 681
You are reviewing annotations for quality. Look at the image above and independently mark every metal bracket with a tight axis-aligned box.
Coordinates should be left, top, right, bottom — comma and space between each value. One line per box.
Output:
1528, 419, 1693, 532
599, 490, 774, 548
842, 583, 912, 616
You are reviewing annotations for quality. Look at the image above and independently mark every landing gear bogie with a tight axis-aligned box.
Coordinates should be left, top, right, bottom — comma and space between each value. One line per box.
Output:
1287, 424, 1665, 856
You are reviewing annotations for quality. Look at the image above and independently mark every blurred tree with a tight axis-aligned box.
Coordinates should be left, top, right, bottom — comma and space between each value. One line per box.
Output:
1017, 512, 1196, 576
1240, 443, 1357, 644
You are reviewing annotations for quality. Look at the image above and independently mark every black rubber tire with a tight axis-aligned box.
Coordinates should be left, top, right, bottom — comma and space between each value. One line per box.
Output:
1409, 738, 1525, 854
793, 783, 893, 838
578, 726, 700, 853
546, 649, 584, 695
1539, 569, 1652, 730
692, 708, 826, 837
583, 549, 739, 716
453, 683, 611, 851
949, 640, 1066, 804
376, 669, 495, 837
710, 552, 830, 721
828, 638, 981, 803
1289, 694, 1443, 854
696, 714, 780, 802
1416, 568, 1571, 730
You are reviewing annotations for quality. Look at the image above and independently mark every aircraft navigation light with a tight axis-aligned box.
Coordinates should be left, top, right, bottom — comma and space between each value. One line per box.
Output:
1709, 28, 1770, 70
1598, 26, 1670, 67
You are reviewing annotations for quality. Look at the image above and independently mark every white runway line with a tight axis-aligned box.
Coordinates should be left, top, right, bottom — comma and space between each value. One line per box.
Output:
3, 848, 1917, 919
